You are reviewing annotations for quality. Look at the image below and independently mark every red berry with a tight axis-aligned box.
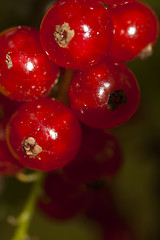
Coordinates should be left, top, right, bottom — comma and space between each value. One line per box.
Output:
40, 0, 113, 69
0, 122, 23, 176
0, 26, 60, 101
6, 98, 82, 171
68, 58, 140, 129
108, 1, 159, 61
63, 125, 122, 184
39, 172, 91, 220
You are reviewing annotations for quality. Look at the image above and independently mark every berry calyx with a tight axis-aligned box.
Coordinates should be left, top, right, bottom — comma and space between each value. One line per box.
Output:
54, 22, 75, 48
6, 98, 82, 171
23, 137, 42, 158
107, 90, 127, 111
40, 0, 113, 69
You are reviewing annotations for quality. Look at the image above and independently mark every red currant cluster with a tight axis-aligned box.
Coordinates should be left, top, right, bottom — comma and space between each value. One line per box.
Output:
0, 0, 159, 237
0, 0, 158, 174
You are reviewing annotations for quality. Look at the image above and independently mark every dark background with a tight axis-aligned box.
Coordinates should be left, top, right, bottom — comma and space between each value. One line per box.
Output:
0, 0, 160, 239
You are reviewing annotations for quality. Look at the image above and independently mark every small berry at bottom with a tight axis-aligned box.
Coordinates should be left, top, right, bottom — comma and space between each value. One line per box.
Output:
63, 125, 122, 184
39, 172, 91, 220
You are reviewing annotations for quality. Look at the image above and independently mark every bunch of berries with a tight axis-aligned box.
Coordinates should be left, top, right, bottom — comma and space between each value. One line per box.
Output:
0, 0, 159, 238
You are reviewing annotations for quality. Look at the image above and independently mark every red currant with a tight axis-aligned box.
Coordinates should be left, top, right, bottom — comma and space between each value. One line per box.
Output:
108, 1, 159, 61
63, 125, 122, 184
40, 0, 113, 69
6, 98, 82, 171
39, 172, 91, 220
0, 26, 60, 101
68, 58, 140, 129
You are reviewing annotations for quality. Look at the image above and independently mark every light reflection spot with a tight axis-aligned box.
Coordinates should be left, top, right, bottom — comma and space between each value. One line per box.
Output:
128, 26, 136, 36
49, 129, 58, 140
26, 61, 34, 71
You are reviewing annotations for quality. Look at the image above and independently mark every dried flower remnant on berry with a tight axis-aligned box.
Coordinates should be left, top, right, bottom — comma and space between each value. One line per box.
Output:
54, 22, 75, 48
5, 52, 13, 69
107, 89, 127, 111
138, 43, 153, 60
23, 137, 42, 157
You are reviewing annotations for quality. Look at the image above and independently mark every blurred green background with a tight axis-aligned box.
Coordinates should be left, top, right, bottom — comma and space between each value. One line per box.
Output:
0, 0, 160, 240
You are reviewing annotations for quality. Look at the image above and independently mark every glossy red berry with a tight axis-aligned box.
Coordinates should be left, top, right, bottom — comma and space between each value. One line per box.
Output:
39, 172, 91, 220
0, 122, 23, 176
108, 1, 159, 61
0, 26, 60, 102
63, 125, 122, 184
40, 0, 113, 69
6, 98, 82, 171
68, 58, 140, 129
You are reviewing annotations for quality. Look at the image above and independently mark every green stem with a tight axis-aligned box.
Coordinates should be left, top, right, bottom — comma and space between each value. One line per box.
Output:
11, 172, 44, 240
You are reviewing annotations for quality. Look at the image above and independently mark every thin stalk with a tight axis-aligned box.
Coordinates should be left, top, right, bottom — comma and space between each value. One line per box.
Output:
11, 172, 44, 240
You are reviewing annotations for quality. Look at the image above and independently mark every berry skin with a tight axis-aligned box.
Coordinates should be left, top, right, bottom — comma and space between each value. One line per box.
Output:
39, 172, 91, 220
0, 26, 60, 102
40, 0, 113, 69
108, 1, 159, 62
6, 98, 82, 171
68, 58, 140, 129
63, 125, 122, 184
